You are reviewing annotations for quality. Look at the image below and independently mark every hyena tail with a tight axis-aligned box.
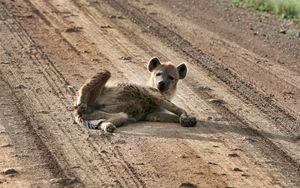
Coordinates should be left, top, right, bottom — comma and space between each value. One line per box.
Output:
74, 70, 111, 129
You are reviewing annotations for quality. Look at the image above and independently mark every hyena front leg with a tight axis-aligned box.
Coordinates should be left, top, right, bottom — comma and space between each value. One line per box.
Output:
158, 99, 197, 127
75, 70, 111, 115
145, 111, 179, 123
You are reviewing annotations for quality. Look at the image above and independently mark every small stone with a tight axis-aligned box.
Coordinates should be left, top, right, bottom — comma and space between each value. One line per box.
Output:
116, 15, 124, 19
50, 177, 79, 186
207, 98, 226, 104
232, 148, 243, 151
82, 50, 90, 53
1, 144, 13, 148
2, 168, 18, 175
91, 58, 100, 62
214, 117, 223, 121
1, 61, 10, 64
180, 154, 188, 159
39, 110, 49, 114
120, 56, 132, 60
284, 91, 293, 95
241, 173, 251, 177
149, 12, 157, 15
0, 178, 5, 184
100, 25, 111, 29
228, 153, 240, 157
179, 182, 197, 188
66, 85, 76, 95
233, 167, 243, 172
22, 14, 34, 18
109, 15, 124, 19
65, 26, 83, 33
279, 29, 287, 34
147, 25, 153, 29
134, 162, 145, 165
281, 13, 288, 19
66, 106, 74, 111
208, 162, 217, 165
197, 86, 212, 91
14, 84, 27, 89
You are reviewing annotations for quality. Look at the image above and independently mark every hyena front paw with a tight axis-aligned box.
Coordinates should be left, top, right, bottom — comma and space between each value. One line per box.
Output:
100, 122, 116, 133
179, 115, 197, 127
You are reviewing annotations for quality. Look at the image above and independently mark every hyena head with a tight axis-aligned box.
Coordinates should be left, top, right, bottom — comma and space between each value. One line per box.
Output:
147, 57, 187, 99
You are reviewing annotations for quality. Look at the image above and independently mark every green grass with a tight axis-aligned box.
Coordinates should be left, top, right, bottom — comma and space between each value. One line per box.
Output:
231, 0, 300, 23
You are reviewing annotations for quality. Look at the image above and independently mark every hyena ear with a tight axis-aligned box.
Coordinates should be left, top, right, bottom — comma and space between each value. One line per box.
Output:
147, 57, 161, 72
177, 63, 187, 79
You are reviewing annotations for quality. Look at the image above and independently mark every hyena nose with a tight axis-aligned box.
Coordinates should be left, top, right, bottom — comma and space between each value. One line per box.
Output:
158, 81, 167, 91
158, 81, 165, 87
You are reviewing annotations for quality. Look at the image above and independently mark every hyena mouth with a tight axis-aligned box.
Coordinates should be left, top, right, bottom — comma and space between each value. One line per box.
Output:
157, 85, 169, 92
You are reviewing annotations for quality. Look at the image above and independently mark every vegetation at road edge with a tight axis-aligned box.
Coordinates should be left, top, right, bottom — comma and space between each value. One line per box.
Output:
231, 0, 300, 23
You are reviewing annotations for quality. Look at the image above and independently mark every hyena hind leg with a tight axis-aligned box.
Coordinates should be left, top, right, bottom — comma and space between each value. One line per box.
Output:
81, 111, 135, 132
101, 113, 136, 132
76, 70, 111, 113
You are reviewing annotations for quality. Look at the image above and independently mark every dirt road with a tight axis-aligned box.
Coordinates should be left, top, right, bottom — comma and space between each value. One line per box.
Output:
0, 0, 299, 187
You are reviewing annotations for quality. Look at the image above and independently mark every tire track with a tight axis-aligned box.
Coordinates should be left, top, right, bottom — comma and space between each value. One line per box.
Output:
0, 73, 65, 187
2, 1, 147, 187
39, 0, 146, 185
0, 8, 98, 186
82, 1, 300, 186
0, 4, 112, 186
194, 86, 300, 186
104, 0, 299, 137
3, 0, 299, 187
114, 147, 147, 188
62, 1, 147, 185
1, 7, 72, 104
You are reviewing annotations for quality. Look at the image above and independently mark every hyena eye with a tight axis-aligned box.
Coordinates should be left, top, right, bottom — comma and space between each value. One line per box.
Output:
168, 76, 174, 80
156, 72, 162, 76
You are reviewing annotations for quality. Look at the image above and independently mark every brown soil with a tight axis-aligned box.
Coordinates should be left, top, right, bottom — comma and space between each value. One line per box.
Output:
0, 0, 299, 187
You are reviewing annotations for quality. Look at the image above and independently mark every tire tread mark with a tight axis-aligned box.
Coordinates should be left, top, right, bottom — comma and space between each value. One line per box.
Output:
105, 0, 299, 137
2, 2, 140, 187
0, 5, 109, 185
195, 86, 300, 186
0, 72, 67, 180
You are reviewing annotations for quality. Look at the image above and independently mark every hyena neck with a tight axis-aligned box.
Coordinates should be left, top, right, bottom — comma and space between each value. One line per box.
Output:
163, 90, 175, 100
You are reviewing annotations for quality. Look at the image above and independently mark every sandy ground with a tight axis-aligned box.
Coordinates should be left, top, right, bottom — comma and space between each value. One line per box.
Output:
0, 0, 299, 187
